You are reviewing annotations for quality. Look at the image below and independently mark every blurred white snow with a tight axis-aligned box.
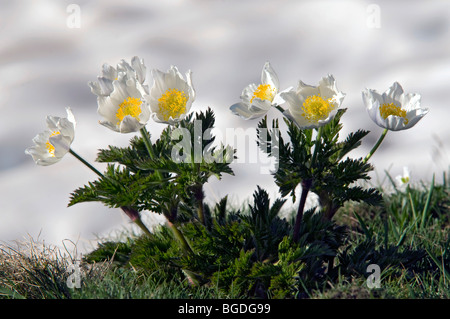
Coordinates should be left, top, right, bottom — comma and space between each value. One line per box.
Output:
0, 0, 449, 252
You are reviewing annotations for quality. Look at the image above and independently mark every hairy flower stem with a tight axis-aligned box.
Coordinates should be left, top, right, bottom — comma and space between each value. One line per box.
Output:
69, 149, 104, 178
193, 184, 205, 225
293, 179, 312, 243
192, 161, 206, 225
140, 127, 163, 179
363, 128, 388, 164
292, 128, 322, 242
198, 197, 205, 225
311, 127, 323, 166
140, 127, 155, 157
139, 127, 194, 253
167, 220, 194, 255
121, 206, 154, 238
168, 215, 200, 285
274, 104, 285, 115
69, 148, 153, 237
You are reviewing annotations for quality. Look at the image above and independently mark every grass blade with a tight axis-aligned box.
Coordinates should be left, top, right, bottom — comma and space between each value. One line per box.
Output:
420, 174, 435, 228
426, 248, 450, 283
353, 211, 372, 240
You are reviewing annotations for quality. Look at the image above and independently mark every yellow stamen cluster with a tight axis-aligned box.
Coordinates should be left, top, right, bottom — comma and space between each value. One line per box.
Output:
250, 84, 276, 104
116, 97, 142, 125
46, 131, 60, 157
301, 94, 335, 123
379, 102, 409, 125
158, 88, 188, 121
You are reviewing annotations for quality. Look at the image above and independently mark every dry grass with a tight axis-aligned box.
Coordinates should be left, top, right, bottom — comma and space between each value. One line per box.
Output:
0, 235, 110, 299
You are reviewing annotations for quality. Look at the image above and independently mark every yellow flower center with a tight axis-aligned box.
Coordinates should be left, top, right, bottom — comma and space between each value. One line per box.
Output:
379, 102, 409, 125
301, 94, 335, 122
46, 131, 60, 157
158, 88, 188, 121
116, 97, 142, 125
401, 176, 410, 184
250, 84, 276, 104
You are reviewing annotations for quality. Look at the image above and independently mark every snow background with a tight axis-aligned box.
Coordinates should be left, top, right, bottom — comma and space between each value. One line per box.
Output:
1, 0, 449, 253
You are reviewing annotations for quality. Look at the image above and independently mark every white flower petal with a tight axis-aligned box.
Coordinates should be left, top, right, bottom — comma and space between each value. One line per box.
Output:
91, 57, 150, 133
240, 83, 258, 105
249, 98, 272, 113
403, 107, 428, 130
50, 134, 71, 157
281, 76, 344, 129
46, 115, 60, 132
97, 77, 115, 96
88, 81, 102, 97
25, 146, 44, 161
151, 112, 185, 125
363, 82, 428, 131
318, 74, 338, 99
185, 70, 196, 103
283, 109, 313, 129
230, 102, 263, 120
279, 88, 301, 108
119, 116, 144, 133
151, 112, 165, 124
102, 63, 117, 81
229, 62, 283, 120
139, 103, 151, 124
165, 65, 184, 90
272, 86, 292, 106
65, 107, 76, 127
150, 69, 169, 97
32, 131, 51, 145
297, 80, 320, 100
148, 66, 195, 125
385, 81, 404, 103
37, 156, 61, 166
26, 108, 76, 166
99, 120, 120, 132
261, 61, 279, 91
97, 96, 120, 125
131, 56, 146, 84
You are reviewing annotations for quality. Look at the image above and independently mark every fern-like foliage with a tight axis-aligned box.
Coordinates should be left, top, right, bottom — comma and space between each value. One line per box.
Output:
69, 107, 235, 221
257, 108, 382, 220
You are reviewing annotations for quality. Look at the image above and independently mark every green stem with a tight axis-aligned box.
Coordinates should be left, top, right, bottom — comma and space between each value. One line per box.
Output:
311, 127, 323, 167
293, 179, 312, 243
140, 127, 156, 159
133, 216, 154, 238
363, 128, 388, 164
69, 149, 153, 238
192, 160, 206, 225
121, 206, 154, 238
69, 149, 104, 178
140, 127, 194, 253
140, 127, 163, 179
194, 183, 205, 225
167, 221, 194, 255
274, 104, 285, 115
198, 200, 205, 225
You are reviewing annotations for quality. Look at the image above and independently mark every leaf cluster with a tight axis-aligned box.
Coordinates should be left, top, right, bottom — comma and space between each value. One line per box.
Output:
83, 187, 348, 298
69, 108, 235, 221
257, 108, 382, 219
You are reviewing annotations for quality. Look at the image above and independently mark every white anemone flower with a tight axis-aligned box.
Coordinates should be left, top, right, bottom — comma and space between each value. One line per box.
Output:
146, 65, 195, 125
395, 166, 411, 187
88, 56, 151, 133
25, 107, 76, 166
230, 62, 285, 120
89, 56, 148, 98
362, 82, 428, 131
280, 74, 345, 129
